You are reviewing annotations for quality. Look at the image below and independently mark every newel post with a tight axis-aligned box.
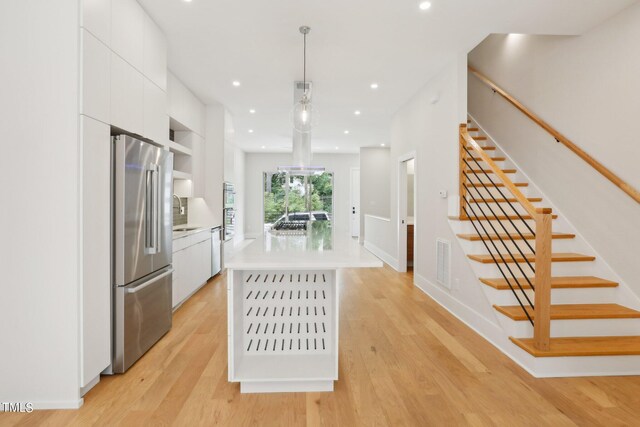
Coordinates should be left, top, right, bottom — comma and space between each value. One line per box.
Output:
533, 207, 552, 351
458, 124, 469, 220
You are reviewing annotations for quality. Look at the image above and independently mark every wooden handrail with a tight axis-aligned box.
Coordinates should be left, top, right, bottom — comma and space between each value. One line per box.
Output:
460, 125, 539, 218
468, 65, 640, 205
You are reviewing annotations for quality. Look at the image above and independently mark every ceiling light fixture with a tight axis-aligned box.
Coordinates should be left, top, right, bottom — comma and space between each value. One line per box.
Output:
381, 143, 386, 147
419, 1, 432, 10
344, 130, 350, 135
249, 109, 256, 114
232, 80, 241, 87
261, 145, 266, 149
370, 83, 379, 90
335, 146, 339, 150
354, 110, 361, 116
248, 129, 254, 133
292, 26, 314, 134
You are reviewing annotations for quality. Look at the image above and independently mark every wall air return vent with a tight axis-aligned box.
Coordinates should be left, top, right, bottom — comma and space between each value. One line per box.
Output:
436, 238, 451, 289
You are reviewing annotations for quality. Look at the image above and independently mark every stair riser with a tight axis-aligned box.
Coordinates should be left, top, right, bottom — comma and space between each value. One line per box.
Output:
497, 315, 640, 338
456, 220, 537, 235
459, 239, 576, 255
465, 186, 530, 199
470, 262, 596, 278
484, 286, 618, 306
464, 202, 533, 216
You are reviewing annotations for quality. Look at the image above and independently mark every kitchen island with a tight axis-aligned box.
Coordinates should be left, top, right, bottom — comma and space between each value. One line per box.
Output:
226, 222, 382, 393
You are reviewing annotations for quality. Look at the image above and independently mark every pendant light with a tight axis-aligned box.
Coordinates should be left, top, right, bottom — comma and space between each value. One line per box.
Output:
293, 26, 315, 134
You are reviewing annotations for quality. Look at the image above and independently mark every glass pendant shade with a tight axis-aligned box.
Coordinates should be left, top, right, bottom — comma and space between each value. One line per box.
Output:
292, 94, 315, 134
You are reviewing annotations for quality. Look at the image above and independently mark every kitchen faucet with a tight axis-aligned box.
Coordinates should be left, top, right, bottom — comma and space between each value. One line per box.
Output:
173, 194, 184, 214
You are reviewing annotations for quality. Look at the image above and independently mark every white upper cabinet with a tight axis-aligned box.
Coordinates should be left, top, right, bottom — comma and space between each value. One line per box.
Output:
167, 72, 206, 137
111, 0, 144, 71
81, 29, 110, 123
81, 0, 111, 45
191, 133, 205, 198
111, 52, 144, 135
143, 15, 167, 91
144, 78, 169, 144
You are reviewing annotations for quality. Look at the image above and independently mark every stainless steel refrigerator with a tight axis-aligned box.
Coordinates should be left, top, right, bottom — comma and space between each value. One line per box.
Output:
112, 135, 174, 373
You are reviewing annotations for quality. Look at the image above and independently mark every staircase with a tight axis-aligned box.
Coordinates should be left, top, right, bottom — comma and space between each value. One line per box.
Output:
450, 119, 640, 374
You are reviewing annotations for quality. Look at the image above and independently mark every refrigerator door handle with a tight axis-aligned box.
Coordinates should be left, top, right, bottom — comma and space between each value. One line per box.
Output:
146, 164, 160, 254
145, 168, 154, 251
126, 269, 174, 294
153, 165, 161, 255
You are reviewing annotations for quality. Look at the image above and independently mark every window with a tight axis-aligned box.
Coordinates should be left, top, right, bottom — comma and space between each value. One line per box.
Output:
263, 172, 334, 229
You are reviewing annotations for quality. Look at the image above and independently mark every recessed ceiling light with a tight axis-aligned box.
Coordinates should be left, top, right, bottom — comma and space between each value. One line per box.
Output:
261, 145, 266, 149
381, 143, 386, 147
344, 130, 350, 135
249, 109, 256, 114
335, 146, 339, 150
183, 0, 192, 2
354, 110, 361, 116
232, 81, 241, 87
419, 1, 431, 10
248, 129, 254, 133
370, 83, 379, 90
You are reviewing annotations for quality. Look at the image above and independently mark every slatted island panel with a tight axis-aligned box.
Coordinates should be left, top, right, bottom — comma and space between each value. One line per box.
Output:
225, 223, 382, 393
228, 269, 338, 393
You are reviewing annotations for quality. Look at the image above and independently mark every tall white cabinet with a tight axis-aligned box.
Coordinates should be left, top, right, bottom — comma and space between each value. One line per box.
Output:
80, 116, 112, 389
79, 0, 169, 392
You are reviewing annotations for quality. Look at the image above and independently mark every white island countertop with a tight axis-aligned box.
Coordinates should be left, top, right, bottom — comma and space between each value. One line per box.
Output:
226, 222, 382, 270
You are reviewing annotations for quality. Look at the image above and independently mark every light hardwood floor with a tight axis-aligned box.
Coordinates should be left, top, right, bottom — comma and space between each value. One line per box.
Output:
3, 265, 640, 426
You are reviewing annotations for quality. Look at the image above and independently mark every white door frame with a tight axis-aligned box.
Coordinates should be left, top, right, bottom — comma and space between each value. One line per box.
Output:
349, 167, 360, 239
397, 151, 417, 273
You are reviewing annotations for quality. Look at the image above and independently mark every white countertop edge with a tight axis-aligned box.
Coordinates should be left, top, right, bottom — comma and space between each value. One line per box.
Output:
225, 260, 383, 270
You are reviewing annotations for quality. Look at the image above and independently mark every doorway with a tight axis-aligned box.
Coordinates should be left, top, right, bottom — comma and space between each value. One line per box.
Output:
397, 153, 416, 273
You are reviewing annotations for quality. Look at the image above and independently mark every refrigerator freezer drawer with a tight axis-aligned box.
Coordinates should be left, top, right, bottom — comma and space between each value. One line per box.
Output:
113, 268, 173, 373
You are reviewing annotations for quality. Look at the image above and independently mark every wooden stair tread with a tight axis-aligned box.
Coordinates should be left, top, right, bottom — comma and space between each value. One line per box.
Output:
467, 156, 506, 162
465, 145, 495, 150
494, 304, 640, 321
452, 214, 557, 221
469, 169, 516, 174
473, 136, 488, 140
468, 127, 479, 132
468, 197, 542, 203
465, 182, 529, 188
479, 276, 618, 290
468, 252, 595, 264
457, 232, 575, 241
510, 336, 640, 357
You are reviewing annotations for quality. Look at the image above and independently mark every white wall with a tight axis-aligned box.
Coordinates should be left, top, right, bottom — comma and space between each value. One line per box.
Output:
244, 153, 359, 237
359, 148, 391, 239
468, 8, 640, 297
383, 55, 501, 326
0, 0, 82, 409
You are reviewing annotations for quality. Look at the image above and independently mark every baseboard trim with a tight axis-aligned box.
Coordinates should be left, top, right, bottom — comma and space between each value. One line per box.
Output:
364, 240, 399, 271
413, 273, 540, 377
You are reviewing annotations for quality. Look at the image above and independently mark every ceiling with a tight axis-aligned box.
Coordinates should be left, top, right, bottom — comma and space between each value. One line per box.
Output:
139, 0, 634, 154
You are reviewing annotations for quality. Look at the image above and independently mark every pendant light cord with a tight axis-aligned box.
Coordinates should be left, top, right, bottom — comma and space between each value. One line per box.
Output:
303, 31, 307, 96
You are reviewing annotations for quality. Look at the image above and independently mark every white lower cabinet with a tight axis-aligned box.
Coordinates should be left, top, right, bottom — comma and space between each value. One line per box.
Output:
172, 231, 212, 309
